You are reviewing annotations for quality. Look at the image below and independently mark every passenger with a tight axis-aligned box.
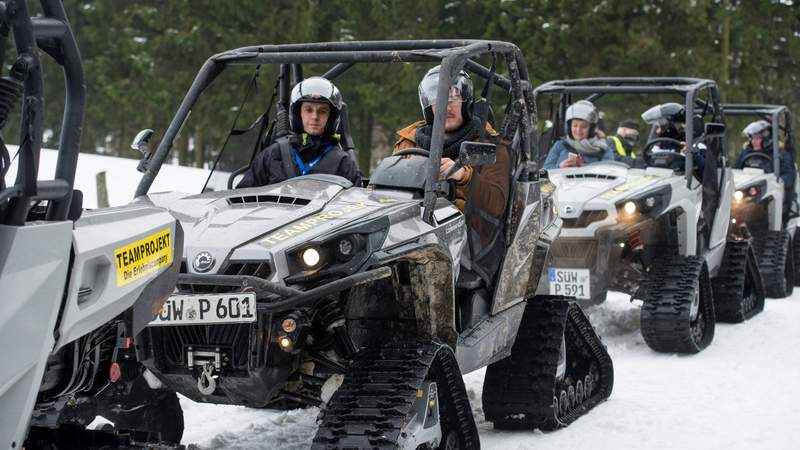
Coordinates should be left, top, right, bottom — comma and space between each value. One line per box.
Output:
393, 65, 510, 285
237, 77, 361, 188
608, 119, 641, 165
393, 65, 510, 217
543, 100, 614, 170
735, 120, 796, 212
641, 102, 705, 175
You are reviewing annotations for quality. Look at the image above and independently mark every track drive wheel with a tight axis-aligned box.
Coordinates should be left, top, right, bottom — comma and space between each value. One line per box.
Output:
312, 341, 478, 450
639, 255, 715, 353
482, 298, 613, 431
711, 240, 766, 322
756, 230, 795, 298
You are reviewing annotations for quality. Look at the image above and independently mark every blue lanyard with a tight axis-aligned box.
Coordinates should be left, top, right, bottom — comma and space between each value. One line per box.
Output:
293, 145, 334, 176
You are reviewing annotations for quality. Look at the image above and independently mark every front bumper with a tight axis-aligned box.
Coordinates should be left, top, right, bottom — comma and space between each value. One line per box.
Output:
136, 267, 391, 406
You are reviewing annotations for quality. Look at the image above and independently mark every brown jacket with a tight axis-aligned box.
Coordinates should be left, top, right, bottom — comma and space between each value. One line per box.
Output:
393, 120, 510, 217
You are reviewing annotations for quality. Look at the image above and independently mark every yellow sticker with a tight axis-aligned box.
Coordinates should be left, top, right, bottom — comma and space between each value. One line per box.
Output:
114, 228, 172, 287
599, 176, 656, 200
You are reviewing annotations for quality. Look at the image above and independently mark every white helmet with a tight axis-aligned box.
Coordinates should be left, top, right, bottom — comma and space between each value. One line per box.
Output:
565, 100, 599, 138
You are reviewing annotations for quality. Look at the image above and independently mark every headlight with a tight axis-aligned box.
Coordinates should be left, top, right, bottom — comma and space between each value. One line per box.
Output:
623, 201, 637, 216
733, 182, 766, 204
301, 247, 322, 268
616, 185, 672, 221
285, 217, 389, 284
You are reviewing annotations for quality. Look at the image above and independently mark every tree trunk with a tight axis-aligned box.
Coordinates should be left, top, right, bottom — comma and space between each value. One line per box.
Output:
720, 0, 731, 90
194, 126, 205, 168
177, 130, 189, 166
96, 171, 109, 208
358, 110, 373, 176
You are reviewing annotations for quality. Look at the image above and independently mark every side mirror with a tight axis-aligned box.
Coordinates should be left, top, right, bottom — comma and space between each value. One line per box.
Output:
132, 129, 154, 173
704, 122, 725, 138
458, 141, 497, 167
131, 129, 154, 154
441, 141, 497, 182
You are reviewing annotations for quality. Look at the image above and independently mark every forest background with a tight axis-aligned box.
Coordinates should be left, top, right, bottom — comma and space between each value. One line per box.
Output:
11, 0, 800, 176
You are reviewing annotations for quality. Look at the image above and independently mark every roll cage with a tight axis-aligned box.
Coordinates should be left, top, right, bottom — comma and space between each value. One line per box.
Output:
722, 103, 796, 177
0, 0, 86, 225
133, 40, 538, 225
533, 77, 727, 188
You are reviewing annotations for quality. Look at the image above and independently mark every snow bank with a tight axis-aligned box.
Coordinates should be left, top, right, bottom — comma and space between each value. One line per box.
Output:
3, 146, 226, 208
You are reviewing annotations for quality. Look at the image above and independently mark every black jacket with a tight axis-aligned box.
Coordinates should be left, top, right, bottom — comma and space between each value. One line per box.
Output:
237, 135, 361, 188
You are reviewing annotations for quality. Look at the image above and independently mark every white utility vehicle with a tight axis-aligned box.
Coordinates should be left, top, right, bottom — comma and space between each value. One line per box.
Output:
535, 78, 764, 354
724, 103, 800, 298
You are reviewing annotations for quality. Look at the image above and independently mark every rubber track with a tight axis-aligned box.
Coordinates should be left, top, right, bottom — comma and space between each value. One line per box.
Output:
312, 341, 478, 449
481, 299, 613, 431
640, 255, 715, 353
711, 240, 765, 323
755, 230, 794, 298
792, 228, 800, 286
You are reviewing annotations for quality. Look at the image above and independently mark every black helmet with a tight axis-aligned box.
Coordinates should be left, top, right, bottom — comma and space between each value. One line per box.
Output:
564, 100, 599, 139
642, 102, 685, 139
289, 76, 343, 135
418, 65, 474, 125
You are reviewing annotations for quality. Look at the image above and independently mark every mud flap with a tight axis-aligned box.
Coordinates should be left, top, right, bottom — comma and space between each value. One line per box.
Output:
482, 298, 613, 431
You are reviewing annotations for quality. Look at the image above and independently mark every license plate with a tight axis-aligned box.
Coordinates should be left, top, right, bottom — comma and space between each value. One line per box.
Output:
149, 293, 257, 326
548, 268, 591, 299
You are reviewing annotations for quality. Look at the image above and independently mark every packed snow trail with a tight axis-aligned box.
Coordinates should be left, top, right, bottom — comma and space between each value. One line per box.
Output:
181, 292, 800, 449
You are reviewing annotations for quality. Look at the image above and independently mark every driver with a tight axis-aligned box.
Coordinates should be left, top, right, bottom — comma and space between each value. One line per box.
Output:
543, 100, 614, 170
641, 102, 705, 176
393, 65, 511, 286
735, 119, 795, 199
393, 65, 510, 216
237, 77, 361, 188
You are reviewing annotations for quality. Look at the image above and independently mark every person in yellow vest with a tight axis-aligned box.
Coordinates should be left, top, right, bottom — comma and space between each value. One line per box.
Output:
608, 119, 641, 166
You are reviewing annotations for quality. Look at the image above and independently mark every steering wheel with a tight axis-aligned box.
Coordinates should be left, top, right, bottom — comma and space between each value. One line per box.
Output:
642, 137, 685, 169
739, 151, 773, 172
394, 148, 430, 158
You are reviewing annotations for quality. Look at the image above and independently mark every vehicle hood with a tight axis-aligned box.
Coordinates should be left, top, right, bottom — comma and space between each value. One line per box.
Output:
137, 176, 413, 274
548, 163, 673, 217
732, 168, 769, 189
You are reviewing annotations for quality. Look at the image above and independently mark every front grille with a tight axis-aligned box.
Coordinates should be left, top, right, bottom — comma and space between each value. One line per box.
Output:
565, 173, 617, 180
178, 261, 272, 294
562, 210, 608, 228
227, 194, 310, 207
550, 240, 598, 260
153, 323, 252, 367
155, 261, 273, 370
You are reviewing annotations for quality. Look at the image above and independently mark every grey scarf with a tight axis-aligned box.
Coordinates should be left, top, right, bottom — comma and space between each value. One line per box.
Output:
566, 137, 607, 157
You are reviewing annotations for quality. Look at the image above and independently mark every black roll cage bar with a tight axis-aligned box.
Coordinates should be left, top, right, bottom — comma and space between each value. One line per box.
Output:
133, 39, 535, 225
722, 103, 795, 178
0, 0, 86, 226
533, 77, 725, 187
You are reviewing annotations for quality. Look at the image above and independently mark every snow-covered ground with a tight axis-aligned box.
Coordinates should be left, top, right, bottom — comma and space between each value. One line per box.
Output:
3, 147, 225, 208
8, 149, 799, 449
179, 291, 800, 450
